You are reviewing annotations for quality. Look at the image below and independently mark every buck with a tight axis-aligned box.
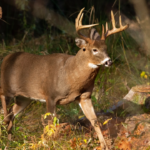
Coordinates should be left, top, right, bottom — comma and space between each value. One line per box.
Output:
0, 8, 128, 149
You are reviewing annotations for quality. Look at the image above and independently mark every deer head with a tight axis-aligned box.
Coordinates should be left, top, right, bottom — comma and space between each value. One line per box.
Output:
75, 8, 128, 69
0, 7, 129, 149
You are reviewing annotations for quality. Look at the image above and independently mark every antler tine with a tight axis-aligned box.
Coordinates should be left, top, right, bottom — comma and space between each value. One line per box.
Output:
106, 22, 108, 32
75, 8, 84, 29
101, 24, 105, 40
79, 13, 84, 26
75, 8, 99, 42
111, 11, 116, 29
105, 11, 129, 38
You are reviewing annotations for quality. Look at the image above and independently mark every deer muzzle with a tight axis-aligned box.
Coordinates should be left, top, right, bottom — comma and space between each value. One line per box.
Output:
104, 59, 112, 67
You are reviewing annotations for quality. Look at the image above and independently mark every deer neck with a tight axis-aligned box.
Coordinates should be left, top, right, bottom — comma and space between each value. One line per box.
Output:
65, 51, 99, 86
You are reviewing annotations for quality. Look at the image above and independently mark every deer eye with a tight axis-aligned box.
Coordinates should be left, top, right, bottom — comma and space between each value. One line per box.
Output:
92, 49, 98, 52
83, 48, 86, 51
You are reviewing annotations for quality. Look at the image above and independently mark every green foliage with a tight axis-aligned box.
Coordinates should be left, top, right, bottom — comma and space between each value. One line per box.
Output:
1, 27, 146, 148
1, 1, 150, 149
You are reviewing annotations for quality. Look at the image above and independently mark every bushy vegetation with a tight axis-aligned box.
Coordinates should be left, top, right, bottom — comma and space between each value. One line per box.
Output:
0, 0, 150, 149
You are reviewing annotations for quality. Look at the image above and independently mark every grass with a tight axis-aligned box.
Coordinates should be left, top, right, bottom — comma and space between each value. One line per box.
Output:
1, 4, 150, 149
0, 29, 149, 149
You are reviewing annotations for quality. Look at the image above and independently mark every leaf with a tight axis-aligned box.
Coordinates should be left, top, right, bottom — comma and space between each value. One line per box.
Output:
70, 137, 76, 149
93, 146, 102, 150
144, 75, 148, 79
44, 124, 56, 137
53, 116, 59, 126
30, 143, 38, 149
87, 138, 92, 144
140, 71, 145, 78
79, 142, 83, 146
78, 115, 85, 119
84, 139, 87, 143
121, 122, 128, 129
117, 139, 132, 150
44, 112, 51, 119
103, 118, 112, 125
15, 127, 20, 131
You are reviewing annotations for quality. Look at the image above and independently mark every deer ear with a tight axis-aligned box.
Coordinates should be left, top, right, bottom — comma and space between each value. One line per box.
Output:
90, 28, 100, 40
75, 38, 87, 48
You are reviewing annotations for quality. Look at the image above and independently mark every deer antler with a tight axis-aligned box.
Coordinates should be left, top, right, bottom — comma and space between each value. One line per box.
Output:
75, 8, 99, 43
105, 11, 129, 38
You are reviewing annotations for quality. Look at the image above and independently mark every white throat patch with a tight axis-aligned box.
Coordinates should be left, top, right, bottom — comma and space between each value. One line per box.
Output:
88, 63, 98, 69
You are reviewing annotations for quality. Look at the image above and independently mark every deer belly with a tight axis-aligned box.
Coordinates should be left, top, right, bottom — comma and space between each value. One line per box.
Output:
56, 92, 80, 105
30, 97, 46, 102
15, 90, 47, 103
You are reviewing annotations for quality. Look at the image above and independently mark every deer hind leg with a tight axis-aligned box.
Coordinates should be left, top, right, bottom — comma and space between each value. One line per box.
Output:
79, 98, 108, 150
0, 86, 9, 123
1, 95, 9, 122
1, 95, 13, 125
7, 96, 31, 139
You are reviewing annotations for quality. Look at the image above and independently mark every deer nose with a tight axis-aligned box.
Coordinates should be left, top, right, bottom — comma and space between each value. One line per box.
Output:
105, 59, 112, 67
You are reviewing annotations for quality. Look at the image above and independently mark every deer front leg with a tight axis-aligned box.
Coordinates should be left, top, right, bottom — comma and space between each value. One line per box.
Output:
45, 99, 56, 124
79, 98, 108, 150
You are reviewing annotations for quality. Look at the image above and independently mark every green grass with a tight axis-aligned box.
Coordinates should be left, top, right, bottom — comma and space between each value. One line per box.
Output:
1, 5, 150, 148
0, 30, 149, 149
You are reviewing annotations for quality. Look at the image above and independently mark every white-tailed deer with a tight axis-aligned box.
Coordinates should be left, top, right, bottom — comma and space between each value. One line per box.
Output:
0, 8, 128, 149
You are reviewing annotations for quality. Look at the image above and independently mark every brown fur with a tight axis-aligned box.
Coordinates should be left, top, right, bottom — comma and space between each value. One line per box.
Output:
1, 48, 102, 105
0, 7, 128, 149
0, 31, 111, 149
